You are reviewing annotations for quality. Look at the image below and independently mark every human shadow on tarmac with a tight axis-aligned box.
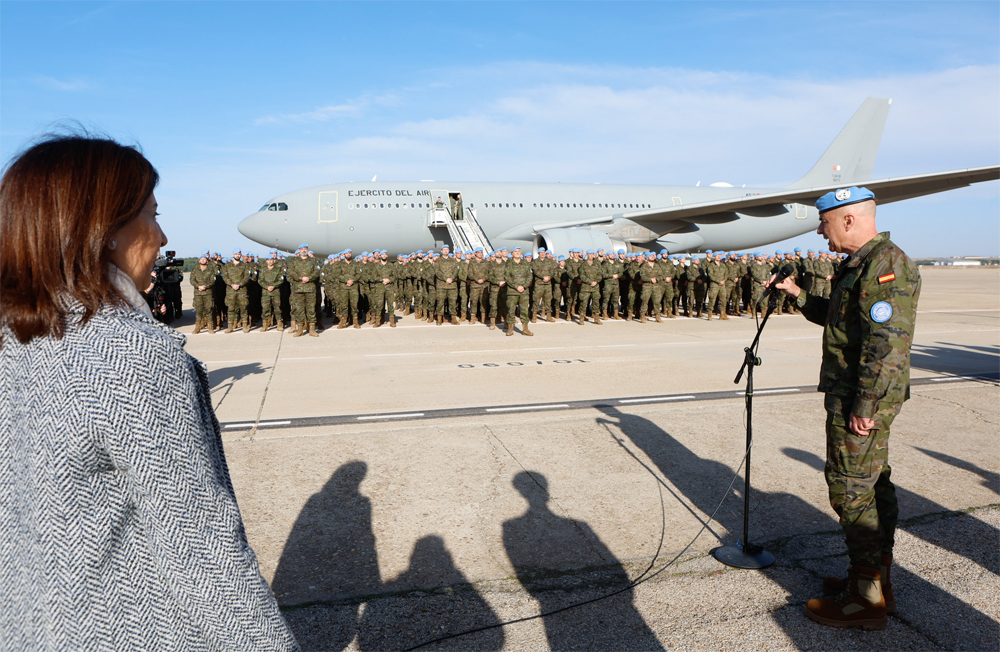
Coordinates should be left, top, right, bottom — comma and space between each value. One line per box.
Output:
207, 361, 269, 409
502, 471, 663, 651
357, 535, 504, 651
272, 461, 380, 650
910, 342, 1000, 377
913, 446, 1000, 495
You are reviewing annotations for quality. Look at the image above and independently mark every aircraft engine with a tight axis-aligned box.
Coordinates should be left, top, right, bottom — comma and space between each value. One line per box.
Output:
534, 228, 628, 257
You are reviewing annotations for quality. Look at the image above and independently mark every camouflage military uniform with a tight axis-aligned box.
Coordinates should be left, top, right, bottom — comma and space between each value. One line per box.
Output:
703, 259, 728, 319
258, 263, 286, 329
684, 261, 703, 316
657, 258, 676, 317
457, 257, 469, 319
565, 256, 582, 317
577, 259, 603, 323
486, 260, 506, 325
286, 254, 320, 334
189, 265, 217, 331
369, 261, 397, 327
336, 259, 362, 327
435, 257, 460, 321
221, 260, 251, 331
531, 257, 555, 321
601, 258, 623, 318
749, 258, 771, 311
467, 258, 489, 323
797, 232, 920, 569
504, 257, 534, 326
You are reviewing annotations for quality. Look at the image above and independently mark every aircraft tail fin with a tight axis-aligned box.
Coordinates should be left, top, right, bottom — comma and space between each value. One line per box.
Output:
786, 97, 891, 189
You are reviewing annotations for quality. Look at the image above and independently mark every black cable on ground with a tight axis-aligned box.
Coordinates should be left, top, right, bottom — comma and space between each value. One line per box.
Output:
403, 434, 754, 651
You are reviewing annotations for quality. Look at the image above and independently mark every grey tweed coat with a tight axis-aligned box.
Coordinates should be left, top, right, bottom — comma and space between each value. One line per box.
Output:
0, 303, 299, 651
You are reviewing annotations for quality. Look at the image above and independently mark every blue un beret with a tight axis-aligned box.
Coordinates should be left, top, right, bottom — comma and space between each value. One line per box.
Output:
586, 249, 595, 254
815, 186, 876, 214
298, 243, 309, 249
201, 249, 210, 256
232, 248, 241, 254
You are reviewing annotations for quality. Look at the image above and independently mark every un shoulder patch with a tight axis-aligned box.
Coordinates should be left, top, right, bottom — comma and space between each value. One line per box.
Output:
871, 301, 893, 323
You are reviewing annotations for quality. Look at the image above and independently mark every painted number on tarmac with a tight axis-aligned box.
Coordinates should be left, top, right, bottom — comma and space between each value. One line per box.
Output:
458, 359, 589, 368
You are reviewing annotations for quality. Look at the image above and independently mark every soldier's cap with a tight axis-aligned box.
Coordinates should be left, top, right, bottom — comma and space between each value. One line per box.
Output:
815, 186, 875, 214
441, 244, 450, 249
794, 247, 801, 252
328, 254, 336, 259
214, 252, 221, 256
201, 248, 210, 256
807, 249, 815, 253
415, 249, 422, 253
538, 247, 546, 253
269, 248, 278, 254
474, 247, 484, 252
344, 248, 352, 253
754, 251, 762, 256
308, 250, 314, 255
232, 248, 241, 254
661, 248, 669, 254
246, 251, 254, 257
557, 255, 565, 261
298, 243, 309, 249
617, 249, 625, 254
585, 249, 595, 254
705, 249, 713, 254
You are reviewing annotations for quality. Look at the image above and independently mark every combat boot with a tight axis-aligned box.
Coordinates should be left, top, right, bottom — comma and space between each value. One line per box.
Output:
354, 321, 361, 329
546, 313, 555, 323
451, 316, 460, 325
260, 319, 269, 333
805, 566, 886, 630
522, 324, 533, 336
337, 319, 348, 329
435, 315, 443, 326
600, 309, 608, 321
389, 313, 396, 328
471, 314, 479, 325
193, 319, 203, 335
613, 308, 621, 320
403, 306, 411, 316
594, 313, 603, 325
276, 320, 284, 331
579, 314, 586, 325
489, 318, 496, 331
639, 313, 647, 323
243, 321, 251, 334
373, 315, 382, 328
506, 324, 514, 336
225, 323, 235, 334
308, 323, 319, 337
654, 313, 662, 323
292, 325, 304, 337
824, 555, 895, 614
706, 312, 714, 320
720, 312, 730, 321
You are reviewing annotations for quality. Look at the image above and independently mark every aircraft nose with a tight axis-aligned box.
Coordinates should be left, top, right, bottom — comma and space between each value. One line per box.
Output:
238, 210, 278, 246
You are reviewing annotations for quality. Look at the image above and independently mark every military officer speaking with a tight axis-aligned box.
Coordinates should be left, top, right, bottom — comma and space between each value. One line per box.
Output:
767, 186, 920, 631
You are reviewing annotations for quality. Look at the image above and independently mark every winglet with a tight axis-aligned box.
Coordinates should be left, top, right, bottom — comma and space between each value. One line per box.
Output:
786, 97, 891, 189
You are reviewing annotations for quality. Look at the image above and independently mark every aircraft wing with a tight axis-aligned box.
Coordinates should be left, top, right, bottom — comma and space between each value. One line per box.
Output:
621, 165, 1000, 223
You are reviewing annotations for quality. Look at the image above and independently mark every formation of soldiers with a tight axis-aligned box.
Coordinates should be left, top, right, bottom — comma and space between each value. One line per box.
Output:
188, 243, 845, 337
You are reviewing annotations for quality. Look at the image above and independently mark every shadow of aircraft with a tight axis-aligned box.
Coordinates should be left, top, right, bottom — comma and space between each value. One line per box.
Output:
502, 471, 663, 651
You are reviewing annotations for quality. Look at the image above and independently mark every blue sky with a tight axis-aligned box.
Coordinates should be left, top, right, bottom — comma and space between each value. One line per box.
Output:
3, 1, 998, 257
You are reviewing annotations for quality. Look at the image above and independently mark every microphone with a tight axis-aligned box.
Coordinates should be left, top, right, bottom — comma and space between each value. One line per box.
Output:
758, 264, 796, 304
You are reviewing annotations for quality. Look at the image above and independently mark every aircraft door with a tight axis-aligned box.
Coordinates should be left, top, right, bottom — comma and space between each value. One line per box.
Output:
318, 191, 338, 222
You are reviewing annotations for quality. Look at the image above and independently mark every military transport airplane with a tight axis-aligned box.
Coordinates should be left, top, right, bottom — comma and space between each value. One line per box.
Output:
238, 98, 999, 257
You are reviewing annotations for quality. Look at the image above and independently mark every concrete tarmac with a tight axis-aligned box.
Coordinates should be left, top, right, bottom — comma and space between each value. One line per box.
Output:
173, 266, 998, 650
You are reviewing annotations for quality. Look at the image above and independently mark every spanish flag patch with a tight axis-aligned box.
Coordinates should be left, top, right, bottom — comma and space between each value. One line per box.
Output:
878, 272, 896, 284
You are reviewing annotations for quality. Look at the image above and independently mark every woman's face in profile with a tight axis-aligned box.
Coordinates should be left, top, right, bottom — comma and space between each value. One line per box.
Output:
111, 193, 168, 290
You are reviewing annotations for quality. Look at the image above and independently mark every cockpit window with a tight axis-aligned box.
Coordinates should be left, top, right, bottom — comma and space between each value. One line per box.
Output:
267, 203, 277, 211
259, 204, 270, 212
277, 202, 288, 211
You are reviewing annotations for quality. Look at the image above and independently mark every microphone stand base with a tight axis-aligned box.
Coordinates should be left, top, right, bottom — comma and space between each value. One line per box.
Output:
712, 544, 775, 569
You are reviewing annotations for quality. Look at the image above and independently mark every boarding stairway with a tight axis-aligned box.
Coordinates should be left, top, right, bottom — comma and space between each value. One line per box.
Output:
426, 205, 494, 252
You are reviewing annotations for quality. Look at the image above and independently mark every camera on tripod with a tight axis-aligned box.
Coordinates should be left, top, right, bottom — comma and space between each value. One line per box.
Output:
151, 251, 185, 323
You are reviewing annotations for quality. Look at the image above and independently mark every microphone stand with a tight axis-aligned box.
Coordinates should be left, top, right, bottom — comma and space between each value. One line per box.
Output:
712, 293, 777, 569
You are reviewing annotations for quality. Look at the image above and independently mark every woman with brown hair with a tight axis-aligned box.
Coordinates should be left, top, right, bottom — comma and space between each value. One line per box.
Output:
0, 135, 299, 650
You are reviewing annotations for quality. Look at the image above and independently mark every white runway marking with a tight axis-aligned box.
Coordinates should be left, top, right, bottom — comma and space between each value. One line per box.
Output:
930, 376, 977, 382
224, 420, 291, 428
619, 395, 696, 404
357, 413, 426, 420
738, 388, 801, 395
485, 404, 570, 412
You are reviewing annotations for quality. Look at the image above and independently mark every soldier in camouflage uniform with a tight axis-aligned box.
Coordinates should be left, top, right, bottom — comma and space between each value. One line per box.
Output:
466, 248, 489, 324
813, 251, 835, 298
683, 256, 703, 317
769, 187, 919, 630
435, 250, 460, 325
576, 250, 603, 325
222, 249, 252, 333
457, 250, 469, 320
657, 252, 677, 318
258, 254, 286, 332
504, 246, 534, 336
565, 249, 583, 320
369, 250, 398, 327
601, 251, 624, 320
703, 252, 729, 320
189, 252, 217, 334
286, 243, 320, 337
748, 252, 771, 319
486, 252, 506, 330
422, 252, 438, 322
